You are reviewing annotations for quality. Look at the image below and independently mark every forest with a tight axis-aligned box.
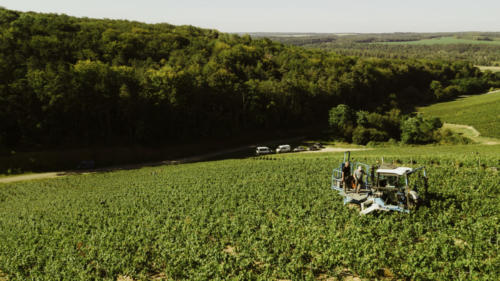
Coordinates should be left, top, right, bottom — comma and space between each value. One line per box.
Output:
1, 8, 499, 151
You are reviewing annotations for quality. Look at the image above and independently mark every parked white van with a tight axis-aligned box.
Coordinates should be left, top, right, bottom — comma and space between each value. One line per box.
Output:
256, 146, 272, 155
276, 144, 291, 153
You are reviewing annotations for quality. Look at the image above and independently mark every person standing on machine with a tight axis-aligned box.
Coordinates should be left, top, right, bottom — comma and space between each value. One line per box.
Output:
342, 161, 351, 192
354, 166, 366, 194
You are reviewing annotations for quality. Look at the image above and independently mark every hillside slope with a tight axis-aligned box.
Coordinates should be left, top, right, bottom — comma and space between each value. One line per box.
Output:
418, 91, 500, 138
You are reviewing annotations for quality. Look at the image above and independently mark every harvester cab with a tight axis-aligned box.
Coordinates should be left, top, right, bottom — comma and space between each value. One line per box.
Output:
331, 151, 428, 215
360, 166, 428, 214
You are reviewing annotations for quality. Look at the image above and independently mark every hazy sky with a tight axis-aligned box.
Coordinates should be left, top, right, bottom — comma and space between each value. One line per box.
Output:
1, 0, 499, 33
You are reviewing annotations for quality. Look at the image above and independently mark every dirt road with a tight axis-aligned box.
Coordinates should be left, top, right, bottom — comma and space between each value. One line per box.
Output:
0, 142, 363, 184
304, 147, 369, 153
0, 172, 63, 184
0, 137, 306, 184
442, 123, 500, 145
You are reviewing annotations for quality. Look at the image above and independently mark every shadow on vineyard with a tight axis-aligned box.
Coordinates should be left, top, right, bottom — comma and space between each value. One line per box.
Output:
421, 191, 458, 208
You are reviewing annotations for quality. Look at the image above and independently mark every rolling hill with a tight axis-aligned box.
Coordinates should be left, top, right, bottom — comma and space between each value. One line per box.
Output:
1, 7, 496, 152
418, 91, 500, 139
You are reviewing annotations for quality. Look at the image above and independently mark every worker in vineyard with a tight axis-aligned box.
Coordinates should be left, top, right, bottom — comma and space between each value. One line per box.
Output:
342, 161, 351, 192
354, 166, 366, 193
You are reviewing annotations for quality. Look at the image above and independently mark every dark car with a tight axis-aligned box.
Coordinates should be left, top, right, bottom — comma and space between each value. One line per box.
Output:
309, 145, 320, 151
293, 146, 307, 152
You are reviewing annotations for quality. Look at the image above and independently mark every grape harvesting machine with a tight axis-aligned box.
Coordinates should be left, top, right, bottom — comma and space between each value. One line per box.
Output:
331, 151, 428, 214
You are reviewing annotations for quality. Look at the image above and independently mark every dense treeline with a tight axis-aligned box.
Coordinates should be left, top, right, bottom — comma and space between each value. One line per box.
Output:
258, 32, 500, 66
0, 8, 498, 150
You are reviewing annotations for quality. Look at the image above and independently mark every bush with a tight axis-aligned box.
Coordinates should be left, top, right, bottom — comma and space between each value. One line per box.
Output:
441, 85, 461, 100
329, 104, 356, 140
356, 110, 369, 127
401, 115, 443, 144
452, 77, 490, 95
435, 128, 473, 144
365, 109, 402, 139
352, 126, 389, 145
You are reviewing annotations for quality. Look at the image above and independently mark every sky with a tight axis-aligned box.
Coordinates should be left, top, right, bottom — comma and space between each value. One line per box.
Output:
1, 0, 499, 33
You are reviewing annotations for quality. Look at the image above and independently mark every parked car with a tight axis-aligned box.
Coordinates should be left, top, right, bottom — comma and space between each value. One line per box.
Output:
309, 145, 320, 151
308, 143, 324, 151
276, 144, 291, 153
256, 146, 272, 155
313, 142, 325, 148
293, 146, 307, 152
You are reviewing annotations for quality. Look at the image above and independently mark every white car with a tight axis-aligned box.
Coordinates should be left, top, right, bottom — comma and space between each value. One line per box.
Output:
256, 146, 272, 155
276, 144, 291, 153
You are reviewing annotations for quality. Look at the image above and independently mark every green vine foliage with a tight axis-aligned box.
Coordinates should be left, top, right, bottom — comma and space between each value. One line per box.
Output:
0, 148, 498, 280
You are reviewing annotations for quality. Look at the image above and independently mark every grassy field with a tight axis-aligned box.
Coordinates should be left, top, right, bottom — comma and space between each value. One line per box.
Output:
440, 124, 499, 145
0, 144, 499, 280
477, 66, 500, 72
418, 91, 500, 139
381, 37, 500, 45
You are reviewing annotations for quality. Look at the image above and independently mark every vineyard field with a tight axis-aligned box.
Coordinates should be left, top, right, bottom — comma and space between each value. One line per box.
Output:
0, 145, 499, 280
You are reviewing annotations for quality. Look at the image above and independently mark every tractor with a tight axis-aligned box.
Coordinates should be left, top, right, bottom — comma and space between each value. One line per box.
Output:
331, 151, 428, 214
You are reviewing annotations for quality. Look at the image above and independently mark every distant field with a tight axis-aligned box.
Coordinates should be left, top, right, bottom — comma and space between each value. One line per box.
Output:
381, 37, 500, 45
418, 91, 500, 138
477, 66, 500, 72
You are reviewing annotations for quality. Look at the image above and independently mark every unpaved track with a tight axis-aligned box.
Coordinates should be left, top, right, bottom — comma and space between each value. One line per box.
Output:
443, 123, 500, 145
0, 172, 62, 184
0, 137, 305, 184
0, 147, 253, 184
304, 147, 370, 153
0, 143, 362, 184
